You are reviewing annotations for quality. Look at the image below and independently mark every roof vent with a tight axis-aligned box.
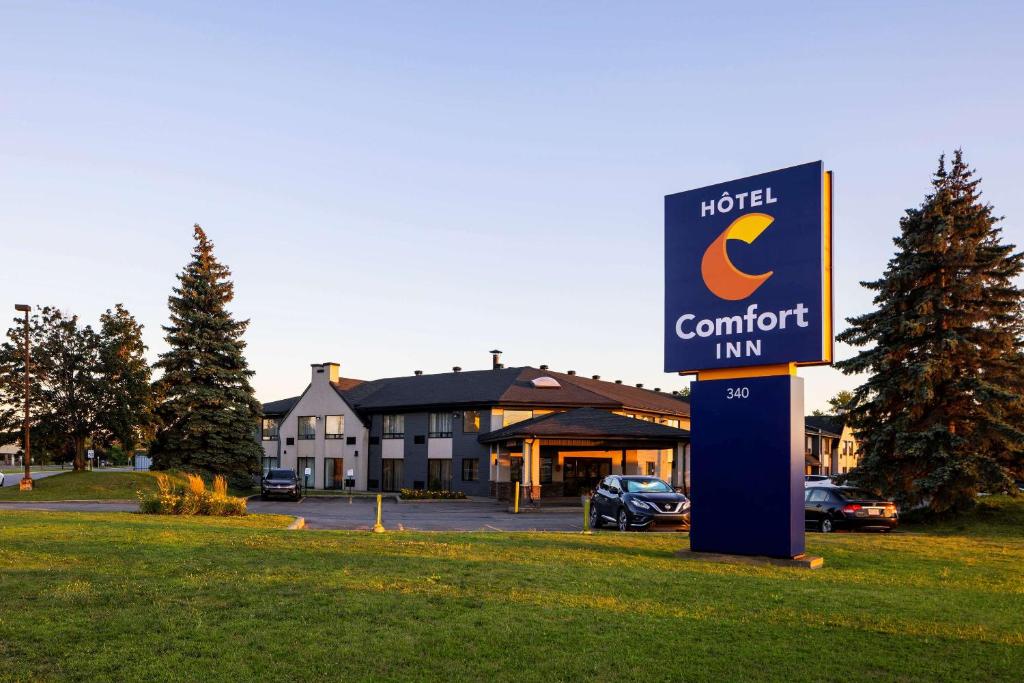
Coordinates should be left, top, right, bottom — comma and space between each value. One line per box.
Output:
453, 366, 462, 373
414, 370, 423, 376
531, 376, 561, 389
591, 375, 600, 380
671, 390, 679, 396
654, 388, 661, 392
635, 383, 644, 388
615, 380, 623, 384
539, 364, 549, 370
567, 370, 576, 376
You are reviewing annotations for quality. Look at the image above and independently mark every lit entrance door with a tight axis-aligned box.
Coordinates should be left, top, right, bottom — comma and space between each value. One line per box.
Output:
563, 457, 612, 496
325, 458, 345, 490
381, 459, 404, 492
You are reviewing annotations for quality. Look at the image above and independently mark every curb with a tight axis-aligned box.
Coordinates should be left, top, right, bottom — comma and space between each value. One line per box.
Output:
0, 499, 137, 504
288, 516, 306, 530
395, 496, 473, 505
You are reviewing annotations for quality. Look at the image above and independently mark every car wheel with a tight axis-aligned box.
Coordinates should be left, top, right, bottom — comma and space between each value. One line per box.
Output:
617, 508, 630, 532
589, 503, 603, 529
820, 517, 833, 533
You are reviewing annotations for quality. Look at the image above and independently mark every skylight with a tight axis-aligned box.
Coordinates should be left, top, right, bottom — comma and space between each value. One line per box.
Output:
531, 376, 561, 389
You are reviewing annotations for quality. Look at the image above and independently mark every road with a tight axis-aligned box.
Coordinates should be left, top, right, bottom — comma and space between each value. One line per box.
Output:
0, 470, 65, 487
0, 496, 589, 531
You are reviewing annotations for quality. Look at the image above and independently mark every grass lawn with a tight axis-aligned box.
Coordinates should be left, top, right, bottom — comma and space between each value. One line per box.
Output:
0, 470, 192, 501
0, 499, 1022, 682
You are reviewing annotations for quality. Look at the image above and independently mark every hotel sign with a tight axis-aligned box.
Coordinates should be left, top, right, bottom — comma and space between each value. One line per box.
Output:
664, 161, 833, 373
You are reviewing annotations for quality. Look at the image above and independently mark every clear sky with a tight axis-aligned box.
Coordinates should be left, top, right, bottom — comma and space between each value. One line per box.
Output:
2, 1, 1022, 410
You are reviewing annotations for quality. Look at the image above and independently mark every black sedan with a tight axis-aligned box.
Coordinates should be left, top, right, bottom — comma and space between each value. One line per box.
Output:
261, 468, 303, 501
805, 486, 898, 532
590, 475, 690, 531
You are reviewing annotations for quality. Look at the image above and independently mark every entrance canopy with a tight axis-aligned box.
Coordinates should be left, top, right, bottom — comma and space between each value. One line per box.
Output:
478, 407, 690, 447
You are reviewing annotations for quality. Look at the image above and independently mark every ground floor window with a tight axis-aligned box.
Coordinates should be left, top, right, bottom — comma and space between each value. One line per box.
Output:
325, 458, 345, 489
461, 458, 479, 482
381, 458, 404, 492
296, 457, 315, 489
646, 461, 656, 476
509, 456, 523, 484
539, 455, 553, 484
262, 456, 279, 473
428, 459, 452, 490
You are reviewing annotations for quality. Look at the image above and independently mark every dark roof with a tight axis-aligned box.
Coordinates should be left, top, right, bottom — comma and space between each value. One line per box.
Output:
262, 395, 301, 416
337, 366, 690, 417
478, 408, 690, 444
805, 415, 842, 438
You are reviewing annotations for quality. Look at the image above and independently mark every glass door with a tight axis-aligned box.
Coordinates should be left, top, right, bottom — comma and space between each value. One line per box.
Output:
325, 458, 345, 489
296, 457, 316, 490
381, 459, 404, 492
427, 459, 452, 491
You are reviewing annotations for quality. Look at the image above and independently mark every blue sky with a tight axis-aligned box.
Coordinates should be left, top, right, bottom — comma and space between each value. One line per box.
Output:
2, 1, 1022, 410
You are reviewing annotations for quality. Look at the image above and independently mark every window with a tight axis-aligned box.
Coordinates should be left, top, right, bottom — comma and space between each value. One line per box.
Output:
503, 410, 533, 427
325, 415, 345, 439
539, 456, 553, 484
297, 416, 316, 440
382, 414, 404, 439
663, 418, 680, 428
634, 414, 655, 423
261, 418, 280, 440
429, 412, 453, 438
807, 488, 830, 503
262, 456, 279, 472
805, 436, 813, 452
427, 459, 452, 490
461, 458, 480, 482
463, 410, 481, 433
646, 461, 656, 476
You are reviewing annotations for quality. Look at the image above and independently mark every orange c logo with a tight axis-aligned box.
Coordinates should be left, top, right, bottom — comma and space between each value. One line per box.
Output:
700, 213, 774, 300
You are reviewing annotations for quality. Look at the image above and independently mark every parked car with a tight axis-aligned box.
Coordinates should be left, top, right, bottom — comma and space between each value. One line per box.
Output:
590, 475, 690, 531
805, 486, 898, 532
0, 471, 4, 487
804, 474, 833, 487
261, 468, 302, 501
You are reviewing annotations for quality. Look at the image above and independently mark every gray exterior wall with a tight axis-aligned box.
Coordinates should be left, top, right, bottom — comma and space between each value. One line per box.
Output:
367, 408, 492, 496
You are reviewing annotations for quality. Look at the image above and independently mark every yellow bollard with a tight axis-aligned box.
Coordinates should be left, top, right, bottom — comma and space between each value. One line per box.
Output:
514, 481, 520, 514
582, 498, 594, 535
372, 493, 386, 533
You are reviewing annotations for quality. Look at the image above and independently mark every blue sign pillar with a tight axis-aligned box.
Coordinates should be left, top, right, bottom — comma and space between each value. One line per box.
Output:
690, 375, 805, 558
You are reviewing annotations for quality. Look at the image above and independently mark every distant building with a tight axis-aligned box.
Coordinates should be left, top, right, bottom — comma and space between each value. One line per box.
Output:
260, 356, 691, 499
1, 443, 20, 467
804, 415, 860, 476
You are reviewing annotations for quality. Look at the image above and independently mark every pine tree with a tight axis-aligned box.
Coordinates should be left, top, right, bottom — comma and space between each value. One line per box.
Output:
96, 304, 154, 457
150, 225, 263, 484
838, 151, 1024, 511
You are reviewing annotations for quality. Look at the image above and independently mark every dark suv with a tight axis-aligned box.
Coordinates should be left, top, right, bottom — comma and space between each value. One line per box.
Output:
261, 468, 302, 501
590, 475, 690, 531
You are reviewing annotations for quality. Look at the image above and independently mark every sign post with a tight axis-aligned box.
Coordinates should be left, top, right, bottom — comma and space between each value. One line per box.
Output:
665, 161, 832, 560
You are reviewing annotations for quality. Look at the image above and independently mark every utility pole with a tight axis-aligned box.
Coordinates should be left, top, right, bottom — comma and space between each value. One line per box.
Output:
14, 304, 32, 491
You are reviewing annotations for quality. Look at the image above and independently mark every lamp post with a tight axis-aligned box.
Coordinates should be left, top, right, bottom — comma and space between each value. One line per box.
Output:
14, 304, 32, 491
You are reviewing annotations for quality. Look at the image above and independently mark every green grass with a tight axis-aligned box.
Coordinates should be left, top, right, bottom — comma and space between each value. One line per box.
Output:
0, 470, 186, 501
0, 498, 1022, 682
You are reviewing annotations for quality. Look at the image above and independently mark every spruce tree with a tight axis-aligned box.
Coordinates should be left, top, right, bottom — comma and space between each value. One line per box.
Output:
97, 304, 155, 457
151, 225, 263, 484
838, 151, 1024, 511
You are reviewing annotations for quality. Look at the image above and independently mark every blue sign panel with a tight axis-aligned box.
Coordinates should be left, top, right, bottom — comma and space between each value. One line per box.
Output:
690, 375, 805, 558
665, 161, 832, 373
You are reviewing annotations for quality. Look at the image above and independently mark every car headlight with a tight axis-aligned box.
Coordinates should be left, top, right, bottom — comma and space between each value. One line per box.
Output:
628, 499, 652, 511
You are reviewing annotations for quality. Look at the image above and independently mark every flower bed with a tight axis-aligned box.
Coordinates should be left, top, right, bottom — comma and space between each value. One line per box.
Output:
399, 488, 467, 500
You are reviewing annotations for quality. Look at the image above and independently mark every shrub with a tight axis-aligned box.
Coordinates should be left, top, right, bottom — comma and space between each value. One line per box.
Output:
399, 488, 467, 500
138, 472, 248, 516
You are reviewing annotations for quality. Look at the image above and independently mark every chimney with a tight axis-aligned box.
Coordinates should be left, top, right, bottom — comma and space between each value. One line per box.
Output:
414, 370, 423, 376
453, 366, 462, 373
539, 364, 549, 370
567, 370, 576, 376
312, 362, 340, 384
490, 349, 503, 370
591, 375, 600, 380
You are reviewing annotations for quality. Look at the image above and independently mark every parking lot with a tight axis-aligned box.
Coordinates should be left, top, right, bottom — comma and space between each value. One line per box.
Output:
249, 496, 587, 531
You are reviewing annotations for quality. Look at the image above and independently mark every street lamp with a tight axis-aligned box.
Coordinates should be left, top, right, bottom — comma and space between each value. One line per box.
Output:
14, 304, 32, 491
